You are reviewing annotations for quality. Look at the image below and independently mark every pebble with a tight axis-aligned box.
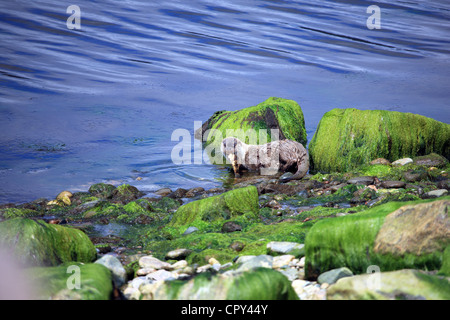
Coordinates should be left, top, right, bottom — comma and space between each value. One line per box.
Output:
347, 176, 374, 186
182, 226, 199, 235
392, 158, 413, 166
139, 256, 172, 270
272, 255, 295, 269
146, 270, 175, 282
165, 248, 193, 260
266, 241, 304, 256
171, 260, 188, 270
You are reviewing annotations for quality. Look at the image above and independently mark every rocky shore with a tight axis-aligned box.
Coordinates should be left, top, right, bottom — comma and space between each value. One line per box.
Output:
0, 98, 449, 300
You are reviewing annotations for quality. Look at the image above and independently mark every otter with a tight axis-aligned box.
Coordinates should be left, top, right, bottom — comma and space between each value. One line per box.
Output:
220, 137, 309, 182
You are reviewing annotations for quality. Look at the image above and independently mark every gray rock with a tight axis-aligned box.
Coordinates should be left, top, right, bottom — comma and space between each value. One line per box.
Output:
182, 226, 199, 235
139, 256, 172, 270
380, 181, 406, 189
424, 189, 448, 198
392, 158, 413, 166
237, 255, 273, 271
154, 188, 172, 197
165, 248, 193, 260
146, 269, 175, 282
267, 241, 305, 256
317, 267, 354, 285
347, 176, 374, 186
279, 268, 300, 281
95, 254, 127, 287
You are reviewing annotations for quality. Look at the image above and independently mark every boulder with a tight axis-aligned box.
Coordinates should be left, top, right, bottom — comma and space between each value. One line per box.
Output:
0, 218, 96, 267
413, 153, 448, 167
144, 267, 298, 300
95, 254, 127, 287
327, 269, 450, 300
317, 267, 353, 285
31, 263, 113, 300
195, 97, 307, 153
309, 108, 450, 173
168, 186, 259, 227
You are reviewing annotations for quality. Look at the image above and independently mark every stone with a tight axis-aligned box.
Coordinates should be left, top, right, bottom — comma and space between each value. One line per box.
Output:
208, 257, 220, 265
237, 255, 273, 271
380, 181, 406, 189
327, 269, 450, 300
184, 187, 205, 198
146, 269, 175, 282
229, 241, 245, 252
221, 221, 242, 233
146, 267, 299, 300
123, 286, 141, 300
272, 255, 295, 269
279, 268, 300, 281
165, 248, 193, 260
424, 189, 448, 198
347, 176, 374, 186
88, 183, 116, 199
168, 188, 188, 198
95, 254, 127, 287
374, 200, 450, 256
317, 267, 353, 285
171, 260, 188, 270
154, 188, 172, 197
56, 191, 73, 206
136, 268, 156, 276
139, 256, 172, 270
403, 169, 428, 182
182, 226, 199, 235
112, 184, 144, 203
413, 153, 448, 167
267, 241, 305, 256
392, 158, 413, 166
0, 218, 96, 267
370, 158, 391, 165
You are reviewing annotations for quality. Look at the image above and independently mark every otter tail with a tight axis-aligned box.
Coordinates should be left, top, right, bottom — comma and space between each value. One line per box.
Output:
280, 153, 309, 183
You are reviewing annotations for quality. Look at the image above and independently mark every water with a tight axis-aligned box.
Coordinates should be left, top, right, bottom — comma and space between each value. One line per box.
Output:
1, 0, 449, 204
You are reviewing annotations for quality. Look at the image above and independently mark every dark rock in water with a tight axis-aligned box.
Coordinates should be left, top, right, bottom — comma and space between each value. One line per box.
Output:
348, 176, 374, 186
380, 181, 406, 189
154, 188, 172, 197
168, 188, 188, 198
222, 221, 242, 233
370, 158, 391, 165
89, 183, 116, 199
112, 184, 144, 204
413, 153, 448, 168
184, 187, 205, 198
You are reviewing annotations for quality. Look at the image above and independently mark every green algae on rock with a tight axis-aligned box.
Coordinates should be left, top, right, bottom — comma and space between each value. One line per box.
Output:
148, 267, 299, 300
304, 197, 450, 279
168, 186, 259, 227
0, 218, 97, 267
31, 263, 113, 300
196, 97, 307, 152
309, 108, 450, 173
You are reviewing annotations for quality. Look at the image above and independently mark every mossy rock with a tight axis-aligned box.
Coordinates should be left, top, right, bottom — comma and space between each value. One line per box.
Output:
0, 207, 42, 220
88, 183, 116, 199
31, 263, 113, 300
186, 248, 236, 265
168, 186, 259, 227
327, 269, 450, 300
150, 267, 299, 300
305, 196, 450, 279
196, 97, 307, 153
0, 218, 97, 267
309, 108, 450, 173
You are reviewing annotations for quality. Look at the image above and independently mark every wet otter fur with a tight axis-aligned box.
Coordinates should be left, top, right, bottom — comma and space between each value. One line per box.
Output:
220, 137, 309, 182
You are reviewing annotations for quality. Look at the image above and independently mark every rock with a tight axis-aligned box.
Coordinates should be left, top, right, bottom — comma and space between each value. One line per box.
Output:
221, 221, 242, 233
165, 249, 193, 260
146, 269, 175, 282
196, 97, 307, 153
169, 186, 259, 227
304, 198, 450, 279
273, 255, 295, 269
237, 255, 273, 271
374, 200, 450, 256
267, 241, 305, 257
136, 268, 156, 276
229, 241, 245, 252
0, 218, 96, 267
171, 260, 188, 270
139, 256, 172, 270
167, 188, 188, 198
317, 267, 353, 285
154, 188, 172, 197
182, 226, 199, 235
413, 153, 448, 167
380, 181, 406, 189
89, 183, 116, 199
392, 158, 413, 166
437, 180, 450, 190
279, 268, 300, 281
423, 189, 448, 198
146, 267, 299, 300
370, 158, 391, 165
308, 108, 450, 173
279, 172, 294, 182
123, 286, 141, 300
31, 263, 113, 300
112, 184, 144, 204
327, 269, 450, 300
347, 176, 374, 186
184, 187, 205, 198
95, 254, 127, 287
56, 191, 73, 206
402, 169, 428, 182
